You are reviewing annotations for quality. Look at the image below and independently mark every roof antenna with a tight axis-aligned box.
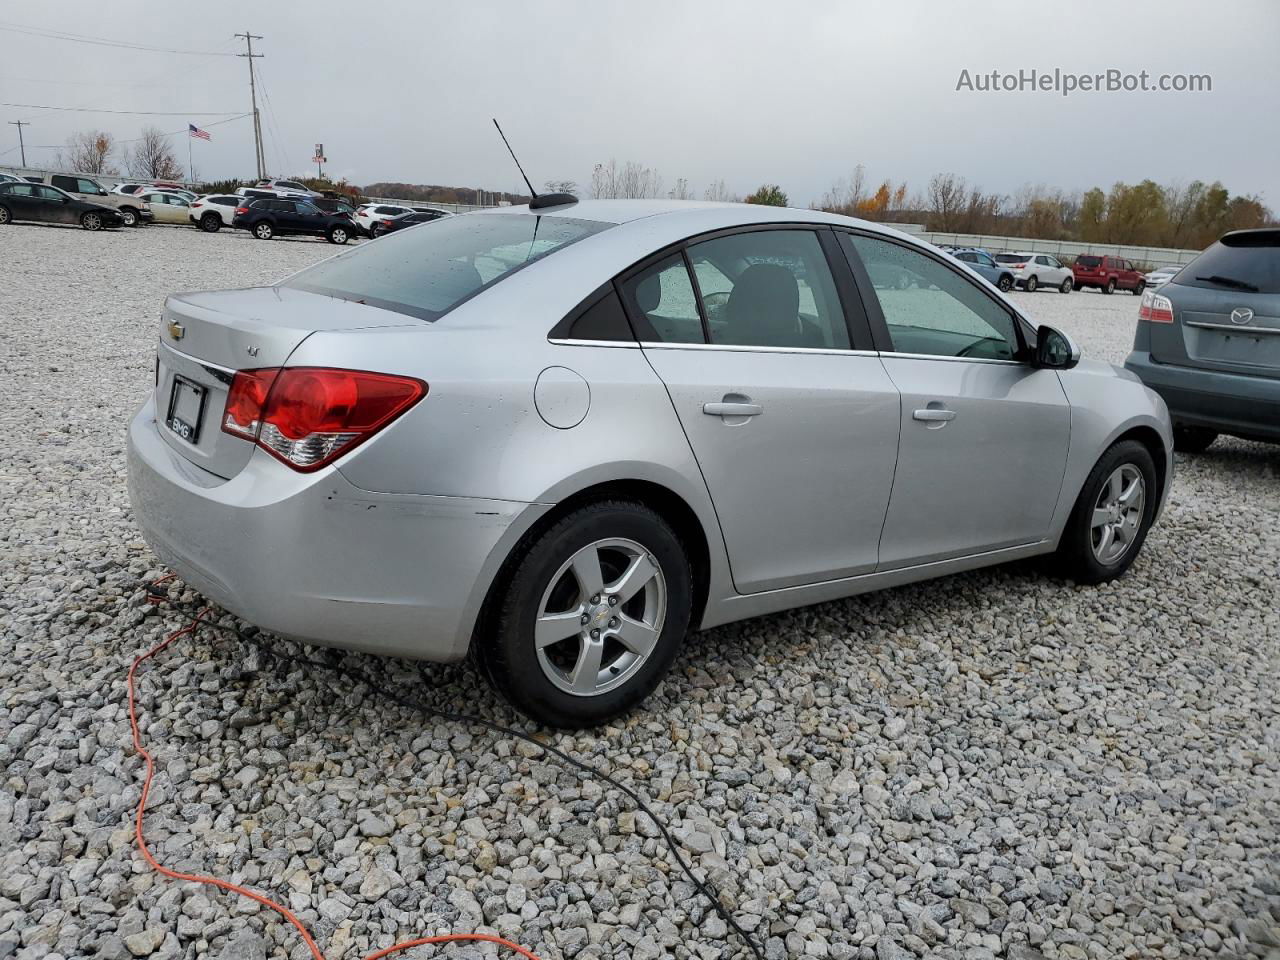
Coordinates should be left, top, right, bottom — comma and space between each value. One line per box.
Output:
492, 118, 578, 211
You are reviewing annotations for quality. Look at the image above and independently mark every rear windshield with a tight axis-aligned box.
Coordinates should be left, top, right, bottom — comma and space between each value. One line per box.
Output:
1176, 234, 1280, 295
1075, 255, 1102, 268
283, 213, 612, 321
994, 254, 1024, 264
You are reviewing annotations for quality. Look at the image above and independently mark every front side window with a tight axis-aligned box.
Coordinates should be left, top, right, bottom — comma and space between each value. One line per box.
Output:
77, 178, 104, 194
687, 230, 850, 349
284, 213, 611, 321
37, 186, 65, 200
845, 234, 1022, 362
618, 254, 704, 344
976, 253, 996, 268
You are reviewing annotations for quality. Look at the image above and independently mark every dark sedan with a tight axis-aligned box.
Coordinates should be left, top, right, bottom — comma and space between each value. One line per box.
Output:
0, 182, 125, 230
370, 209, 447, 237
230, 197, 356, 244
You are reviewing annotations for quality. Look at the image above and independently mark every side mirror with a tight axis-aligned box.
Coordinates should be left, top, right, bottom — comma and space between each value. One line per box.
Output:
1034, 324, 1080, 369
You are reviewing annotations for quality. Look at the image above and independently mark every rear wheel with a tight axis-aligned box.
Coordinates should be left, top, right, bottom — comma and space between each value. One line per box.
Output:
997, 274, 1014, 292
479, 501, 693, 728
0, 205, 11, 225
199, 213, 221, 233
327, 225, 349, 244
1059, 277, 1073, 293
81, 212, 103, 231
1103, 278, 1117, 294
253, 221, 273, 240
1053, 440, 1157, 585
119, 208, 138, 227
1173, 426, 1218, 453
1025, 275, 1039, 292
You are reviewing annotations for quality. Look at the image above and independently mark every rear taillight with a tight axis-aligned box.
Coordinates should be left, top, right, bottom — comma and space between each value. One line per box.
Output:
191, 201, 203, 207
380, 219, 393, 226
1013, 262, 1027, 269
1138, 290, 1174, 323
235, 206, 249, 215
221, 367, 427, 471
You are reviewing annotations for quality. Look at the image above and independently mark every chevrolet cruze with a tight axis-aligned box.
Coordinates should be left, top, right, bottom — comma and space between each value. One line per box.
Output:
128, 199, 1173, 727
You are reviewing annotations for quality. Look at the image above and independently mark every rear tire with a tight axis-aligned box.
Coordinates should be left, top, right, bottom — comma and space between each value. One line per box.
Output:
253, 221, 273, 240
1053, 440, 1157, 585
1103, 278, 1117, 294
1173, 426, 1218, 453
199, 213, 221, 233
81, 212, 103, 231
1059, 277, 1073, 293
479, 501, 693, 728
1025, 275, 1038, 292
0, 205, 11, 225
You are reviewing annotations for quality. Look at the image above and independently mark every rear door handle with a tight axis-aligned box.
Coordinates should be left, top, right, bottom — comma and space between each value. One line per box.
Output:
703, 401, 763, 417
912, 407, 956, 422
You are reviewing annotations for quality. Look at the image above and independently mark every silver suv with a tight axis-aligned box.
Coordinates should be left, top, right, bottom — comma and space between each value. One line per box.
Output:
41, 173, 152, 227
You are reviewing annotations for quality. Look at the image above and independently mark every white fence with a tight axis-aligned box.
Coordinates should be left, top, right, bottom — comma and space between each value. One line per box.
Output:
910, 228, 1202, 269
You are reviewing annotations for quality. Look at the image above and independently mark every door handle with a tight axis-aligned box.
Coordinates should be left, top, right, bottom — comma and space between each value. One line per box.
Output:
912, 407, 956, 422
703, 401, 763, 417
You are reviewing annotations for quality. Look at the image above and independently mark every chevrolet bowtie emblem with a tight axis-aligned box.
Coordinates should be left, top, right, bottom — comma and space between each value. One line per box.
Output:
167, 320, 185, 340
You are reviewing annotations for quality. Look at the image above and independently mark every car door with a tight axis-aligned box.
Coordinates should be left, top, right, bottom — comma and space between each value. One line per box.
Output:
1, 183, 40, 221
623, 227, 902, 594
36, 185, 79, 224
840, 232, 1071, 569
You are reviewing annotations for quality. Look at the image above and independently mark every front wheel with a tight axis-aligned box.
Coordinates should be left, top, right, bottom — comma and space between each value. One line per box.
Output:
327, 225, 349, 244
1053, 440, 1157, 585
479, 501, 693, 728
1133, 280, 1145, 296
1059, 277, 1073, 293
199, 213, 221, 233
997, 274, 1014, 292
253, 221, 273, 240
120, 208, 138, 227
81, 212, 104, 231
1025, 275, 1038, 292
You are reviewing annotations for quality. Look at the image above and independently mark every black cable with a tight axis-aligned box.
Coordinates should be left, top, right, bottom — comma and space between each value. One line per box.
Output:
144, 585, 767, 960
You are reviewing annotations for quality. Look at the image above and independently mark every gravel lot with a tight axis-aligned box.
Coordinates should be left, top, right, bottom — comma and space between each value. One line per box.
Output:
1, 223, 1277, 960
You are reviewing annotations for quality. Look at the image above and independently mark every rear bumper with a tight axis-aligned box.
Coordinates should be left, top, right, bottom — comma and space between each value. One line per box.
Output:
127, 395, 547, 661
1124, 351, 1280, 441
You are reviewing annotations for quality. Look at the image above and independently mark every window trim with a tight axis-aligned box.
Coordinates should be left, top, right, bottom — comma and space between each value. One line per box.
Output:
609, 222, 878, 353
834, 227, 1036, 362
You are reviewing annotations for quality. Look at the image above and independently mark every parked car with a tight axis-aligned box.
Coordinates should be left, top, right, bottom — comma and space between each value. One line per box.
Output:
231, 196, 355, 243
139, 191, 193, 225
311, 196, 359, 218
1143, 265, 1180, 289
354, 203, 413, 236
188, 195, 242, 232
1125, 228, 1280, 451
949, 247, 1016, 292
236, 178, 320, 199
369, 209, 447, 237
0, 181, 125, 230
149, 187, 198, 203
127, 200, 1172, 727
112, 183, 150, 197
1073, 255, 1145, 294
993, 252, 1074, 293
38, 173, 151, 226
0, 172, 21, 184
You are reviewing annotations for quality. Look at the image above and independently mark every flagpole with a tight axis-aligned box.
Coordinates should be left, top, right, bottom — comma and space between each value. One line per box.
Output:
188, 133, 193, 186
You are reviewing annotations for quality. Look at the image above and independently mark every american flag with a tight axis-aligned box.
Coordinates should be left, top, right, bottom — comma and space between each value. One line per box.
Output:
188, 123, 211, 141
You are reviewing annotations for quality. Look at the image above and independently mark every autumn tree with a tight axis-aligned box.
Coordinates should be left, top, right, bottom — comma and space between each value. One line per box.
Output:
744, 184, 788, 207
58, 130, 117, 175
127, 127, 184, 180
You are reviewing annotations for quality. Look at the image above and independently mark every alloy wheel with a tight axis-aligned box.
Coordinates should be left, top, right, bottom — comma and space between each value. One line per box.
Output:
1090, 464, 1145, 565
82, 213, 102, 231
534, 537, 667, 697
0, 207, 10, 224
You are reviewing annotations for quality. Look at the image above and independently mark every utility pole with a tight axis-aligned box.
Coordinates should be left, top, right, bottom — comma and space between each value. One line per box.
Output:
8, 120, 29, 167
235, 31, 265, 180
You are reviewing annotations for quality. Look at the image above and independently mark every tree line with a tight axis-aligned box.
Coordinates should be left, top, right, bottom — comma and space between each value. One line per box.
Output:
52, 128, 186, 181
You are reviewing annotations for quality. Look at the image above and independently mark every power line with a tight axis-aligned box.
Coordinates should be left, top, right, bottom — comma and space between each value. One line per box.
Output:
1, 102, 242, 116
0, 20, 237, 56
234, 31, 265, 180
4, 113, 252, 157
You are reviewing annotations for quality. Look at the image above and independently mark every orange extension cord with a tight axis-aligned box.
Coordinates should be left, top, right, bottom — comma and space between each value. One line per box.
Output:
128, 581, 547, 960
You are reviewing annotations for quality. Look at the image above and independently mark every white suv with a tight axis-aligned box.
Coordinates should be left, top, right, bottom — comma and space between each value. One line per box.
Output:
236, 178, 319, 199
354, 203, 413, 236
188, 195, 242, 232
993, 251, 1074, 293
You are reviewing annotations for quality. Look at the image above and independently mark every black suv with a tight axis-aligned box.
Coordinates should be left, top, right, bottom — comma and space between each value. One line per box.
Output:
231, 197, 356, 244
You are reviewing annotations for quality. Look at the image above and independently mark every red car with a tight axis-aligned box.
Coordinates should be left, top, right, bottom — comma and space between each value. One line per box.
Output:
1072, 255, 1145, 295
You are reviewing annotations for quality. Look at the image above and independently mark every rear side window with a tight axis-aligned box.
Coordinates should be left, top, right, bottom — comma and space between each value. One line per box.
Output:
618, 254, 705, 344
552, 287, 634, 342
284, 213, 611, 321
51, 175, 75, 191
211, 197, 237, 206
1177, 234, 1280, 294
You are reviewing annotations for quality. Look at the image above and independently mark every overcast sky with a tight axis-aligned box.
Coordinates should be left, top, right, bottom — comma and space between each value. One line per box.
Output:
2, 0, 1277, 207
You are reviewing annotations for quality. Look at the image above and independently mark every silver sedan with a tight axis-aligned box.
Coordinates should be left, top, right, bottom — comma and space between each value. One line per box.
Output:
128, 199, 1173, 727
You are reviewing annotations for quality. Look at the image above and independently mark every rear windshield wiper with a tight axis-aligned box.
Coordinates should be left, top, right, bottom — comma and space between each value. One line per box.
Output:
1194, 274, 1260, 292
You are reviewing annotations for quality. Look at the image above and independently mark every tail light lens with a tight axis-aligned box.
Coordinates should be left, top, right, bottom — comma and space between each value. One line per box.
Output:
235, 206, 249, 215
1013, 262, 1027, 269
221, 367, 427, 471
1138, 290, 1174, 323
380, 219, 393, 226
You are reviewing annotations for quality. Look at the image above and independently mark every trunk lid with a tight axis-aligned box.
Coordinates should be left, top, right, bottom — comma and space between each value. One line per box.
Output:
154, 286, 418, 478
1151, 281, 1280, 379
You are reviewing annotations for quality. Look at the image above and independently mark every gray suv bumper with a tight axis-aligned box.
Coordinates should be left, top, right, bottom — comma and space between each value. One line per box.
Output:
1124, 350, 1280, 442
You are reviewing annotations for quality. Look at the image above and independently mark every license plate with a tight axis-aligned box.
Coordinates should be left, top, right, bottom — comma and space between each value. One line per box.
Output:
166, 376, 206, 444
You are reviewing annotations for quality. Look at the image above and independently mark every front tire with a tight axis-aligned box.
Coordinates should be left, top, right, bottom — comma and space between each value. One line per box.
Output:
479, 501, 693, 728
997, 274, 1014, 292
81, 212, 103, 231
199, 213, 222, 233
1173, 426, 1218, 453
253, 221, 273, 240
327, 225, 349, 244
1053, 440, 1157, 585
1025, 275, 1039, 292
1133, 280, 1146, 296
1059, 277, 1073, 293
120, 208, 138, 227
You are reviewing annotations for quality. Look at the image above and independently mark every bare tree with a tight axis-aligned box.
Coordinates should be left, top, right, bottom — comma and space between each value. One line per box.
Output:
591, 159, 663, 199
127, 126, 184, 181
543, 179, 578, 196
667, 178, 694, 200
57, 130, 117, 175
818, 164, 866, 214
702, 178, 739, 203
926, 173, 968, 232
